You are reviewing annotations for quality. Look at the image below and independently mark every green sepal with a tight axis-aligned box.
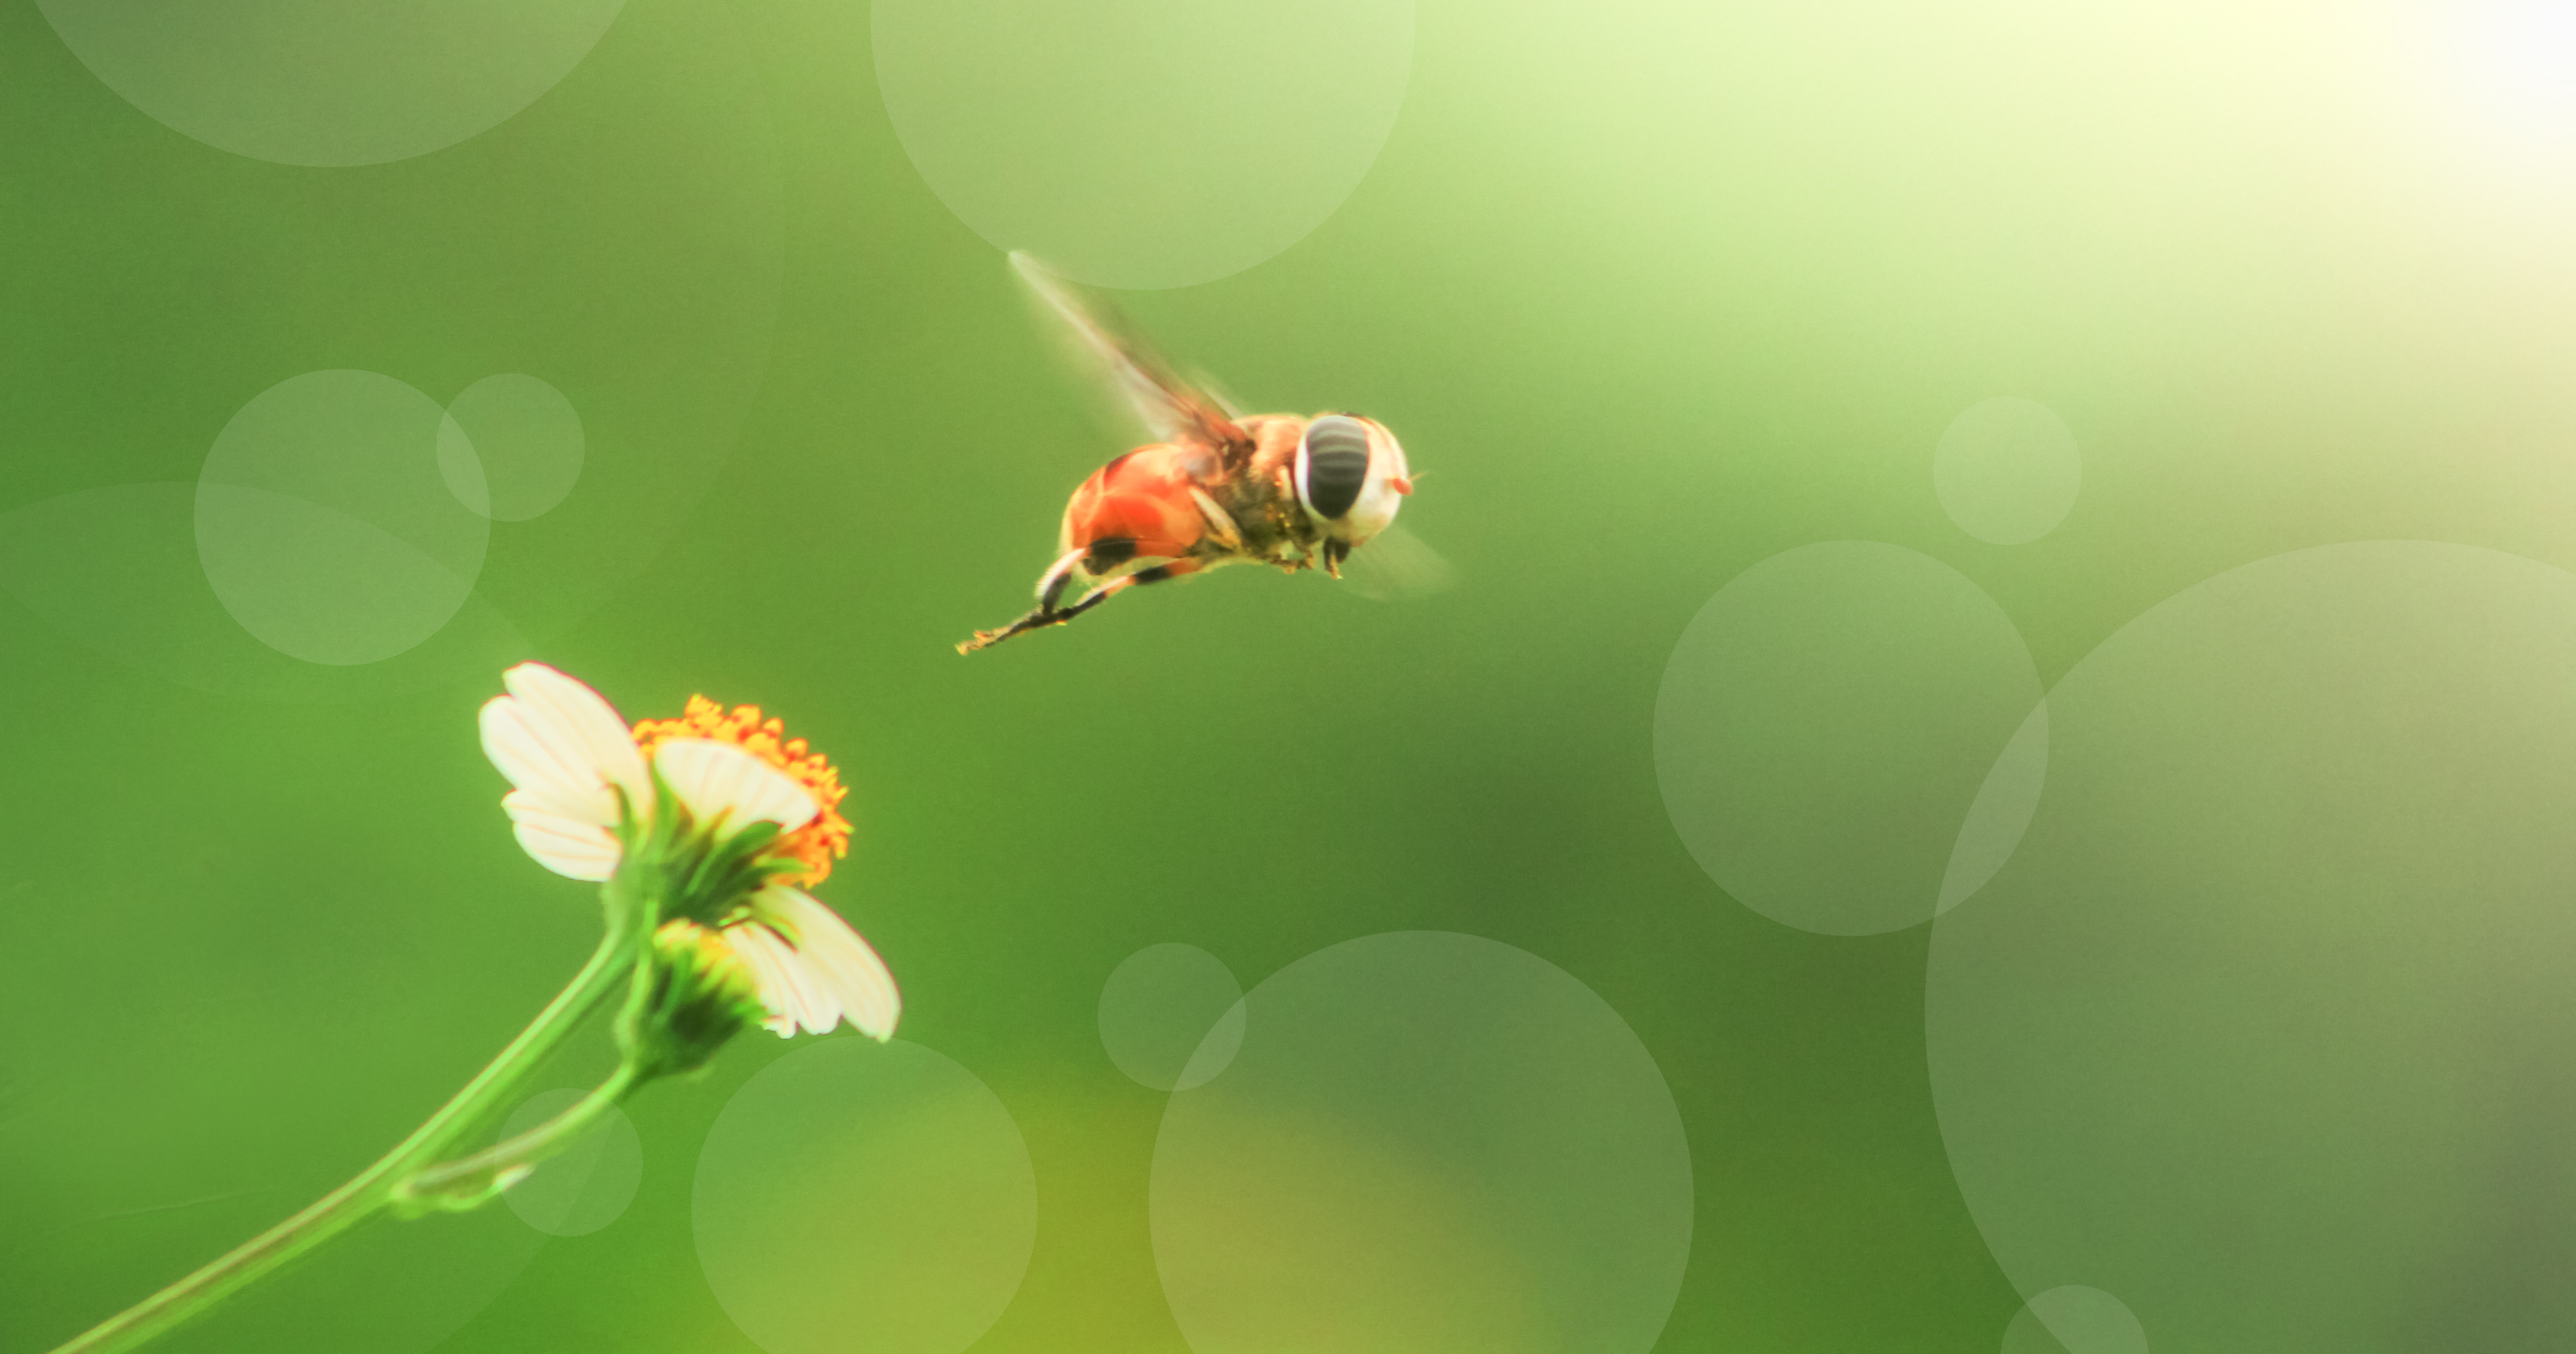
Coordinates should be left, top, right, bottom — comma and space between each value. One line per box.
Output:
606, 762, 807, 933
616, 925, 768, 1080
596, 761, 812, 1077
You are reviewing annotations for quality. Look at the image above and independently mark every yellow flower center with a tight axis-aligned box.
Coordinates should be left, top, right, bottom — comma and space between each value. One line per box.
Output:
632, 695, 852, 887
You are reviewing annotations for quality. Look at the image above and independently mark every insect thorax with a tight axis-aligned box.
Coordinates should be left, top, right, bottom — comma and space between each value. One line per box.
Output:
1219, 441, 1322, 570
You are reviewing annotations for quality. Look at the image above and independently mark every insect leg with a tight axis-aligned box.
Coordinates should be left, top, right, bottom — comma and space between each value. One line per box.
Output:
958, 542, 1200, 654
957, 576, 1134, 654
1184, 489, 1242, 551
958, 607, 1062, 653
1035, 548, 1088, 610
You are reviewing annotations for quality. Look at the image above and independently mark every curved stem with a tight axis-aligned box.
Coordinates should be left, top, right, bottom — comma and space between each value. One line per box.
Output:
398, 1062, 644, 1210
47, 924, 640, 1354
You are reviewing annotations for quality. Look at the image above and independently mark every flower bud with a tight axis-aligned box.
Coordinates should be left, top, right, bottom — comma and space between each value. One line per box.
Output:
618, 920, 768, 1079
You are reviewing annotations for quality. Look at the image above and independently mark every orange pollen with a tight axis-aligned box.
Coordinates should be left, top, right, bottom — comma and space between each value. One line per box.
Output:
631, 695, 853, 888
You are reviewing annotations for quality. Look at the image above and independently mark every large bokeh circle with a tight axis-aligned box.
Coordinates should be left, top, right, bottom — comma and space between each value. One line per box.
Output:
1150, 931, 1691, 1354
695, 1038, 1037, 1354
873, 0, 1414, 289
1930, 541, 2576, 1353
37, 0, 625, 166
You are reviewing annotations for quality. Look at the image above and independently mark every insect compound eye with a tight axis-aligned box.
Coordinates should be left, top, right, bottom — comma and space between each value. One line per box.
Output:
1297, 415, 1372, 521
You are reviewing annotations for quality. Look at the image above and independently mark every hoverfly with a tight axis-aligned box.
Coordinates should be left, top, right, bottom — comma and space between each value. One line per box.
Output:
958, 253, 1439, 654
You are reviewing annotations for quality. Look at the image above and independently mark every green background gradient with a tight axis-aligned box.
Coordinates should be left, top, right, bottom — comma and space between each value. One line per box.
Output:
9, 0, 2576, 1350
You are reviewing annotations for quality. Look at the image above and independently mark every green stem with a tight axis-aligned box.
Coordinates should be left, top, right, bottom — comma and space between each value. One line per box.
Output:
47, 924, 641, 1354
398, 1062, 644, 1209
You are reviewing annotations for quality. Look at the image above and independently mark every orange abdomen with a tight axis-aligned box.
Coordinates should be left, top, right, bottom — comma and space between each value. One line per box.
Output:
1059, 446, 1210, 561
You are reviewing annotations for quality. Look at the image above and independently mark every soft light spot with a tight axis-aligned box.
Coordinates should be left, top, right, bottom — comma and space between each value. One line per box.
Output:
195, 371, 489, 666
873, 0, 1414, 288
1934, 397, 2081, 545
37, 0, 626, 166
1099, 942, 1245, 1092
695, 1039, 1035, 1354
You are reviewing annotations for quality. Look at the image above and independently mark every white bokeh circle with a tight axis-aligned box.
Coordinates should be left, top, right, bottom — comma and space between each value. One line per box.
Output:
2002, 1287, 2149, 1354
1931, 542, 2576, 1352
1, 8, 781, 704
1655, 541, 2045, 935
498, 1088, 642, 1238
1099, 943, 1245, 1092
694, 1038, 1036, 1354
1934, 397, 2081, 545
1150, 931, 1691, 1354
195, 370, 490, 667
872, 0, 1414, 289
37, 0, 626, 167
440, 374, 586, 522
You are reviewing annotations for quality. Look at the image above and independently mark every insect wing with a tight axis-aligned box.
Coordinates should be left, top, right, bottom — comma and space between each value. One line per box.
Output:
1342, 522, 1458, 602
1010, 252, 1245, 453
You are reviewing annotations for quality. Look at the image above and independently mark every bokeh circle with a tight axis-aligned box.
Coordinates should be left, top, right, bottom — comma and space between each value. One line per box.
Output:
695, 1038, 1037, 1354
0, 2, 783, 704
1098, 943, 1245, 1092
37, 0, 627, 166
1150, 931, 1691, 1354
872, 0, 1415, 289
2000, 1286, 2150, 1354
1931, 541, 2576, 1353
440, 374, 586, 522
195, 370, 490, 667
1656, 541, 2045, 934
1934, 397, 2081, 545
498, 1087, 642, 1238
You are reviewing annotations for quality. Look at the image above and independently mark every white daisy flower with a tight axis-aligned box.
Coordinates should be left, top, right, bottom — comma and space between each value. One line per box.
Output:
478, 663, 900, 1042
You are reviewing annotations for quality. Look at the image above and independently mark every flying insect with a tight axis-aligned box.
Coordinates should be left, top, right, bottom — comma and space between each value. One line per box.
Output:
959, 253, 1436, 654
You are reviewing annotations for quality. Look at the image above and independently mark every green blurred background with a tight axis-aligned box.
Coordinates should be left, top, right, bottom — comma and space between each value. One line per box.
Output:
10, 0, 2576, 1350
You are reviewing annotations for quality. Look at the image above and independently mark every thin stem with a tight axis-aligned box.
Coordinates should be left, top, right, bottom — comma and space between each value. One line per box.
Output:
47, 924, 640, 1354
398, 1062, 643, 1208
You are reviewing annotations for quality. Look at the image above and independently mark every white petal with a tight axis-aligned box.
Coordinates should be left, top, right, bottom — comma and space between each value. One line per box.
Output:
508, 813, 621, 881
504, 795, 622, 843
756, 888, 901, 1042
488, 695, 614, 805
747, 918, 845, 1036
655, 739, 818, 837
500, 664, 650, 810
697, 917, 797, 1037
501, 785, 614, 830
718, 923, 796, 1025
766, 941, 841, 1036
726, 918, 824, 1036
480, 697, 604, 811
478, 686, 638, 833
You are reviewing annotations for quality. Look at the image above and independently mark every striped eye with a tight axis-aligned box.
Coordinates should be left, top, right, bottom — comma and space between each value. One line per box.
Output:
1295, 415, 1372, 521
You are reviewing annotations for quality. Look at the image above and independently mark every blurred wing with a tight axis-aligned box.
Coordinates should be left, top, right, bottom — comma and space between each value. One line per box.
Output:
1011, 252, 1247, 454
1342, 523, 1458, 602
1192, 369, 1250, 422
